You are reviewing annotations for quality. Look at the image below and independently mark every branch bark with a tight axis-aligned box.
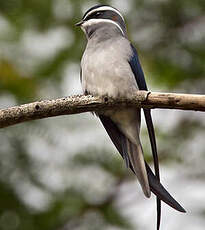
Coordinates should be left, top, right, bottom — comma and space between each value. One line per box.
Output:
0, 91, 205, 129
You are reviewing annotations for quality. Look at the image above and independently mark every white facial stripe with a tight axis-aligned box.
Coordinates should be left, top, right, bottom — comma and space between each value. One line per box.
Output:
82, 18, 125, 36
84, 6, 125, 22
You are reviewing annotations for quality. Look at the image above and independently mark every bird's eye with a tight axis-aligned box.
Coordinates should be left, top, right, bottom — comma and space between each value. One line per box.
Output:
95, 12, 102, 17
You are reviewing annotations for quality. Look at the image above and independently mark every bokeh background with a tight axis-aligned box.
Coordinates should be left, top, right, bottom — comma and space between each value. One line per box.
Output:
0, 0, 205, 230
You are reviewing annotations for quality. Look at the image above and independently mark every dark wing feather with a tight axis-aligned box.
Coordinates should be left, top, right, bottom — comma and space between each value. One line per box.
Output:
99, 115, 186, 213
128, 44, 148, 91
128, 44, 161, 229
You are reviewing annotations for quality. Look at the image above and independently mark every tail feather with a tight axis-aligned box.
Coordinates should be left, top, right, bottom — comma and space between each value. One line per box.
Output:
143, 108, 161, 229
146, 163, 186, 213
127, 139, 151, 198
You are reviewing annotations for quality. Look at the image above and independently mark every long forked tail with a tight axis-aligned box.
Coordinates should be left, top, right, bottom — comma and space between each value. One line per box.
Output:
99, 114, 186, 213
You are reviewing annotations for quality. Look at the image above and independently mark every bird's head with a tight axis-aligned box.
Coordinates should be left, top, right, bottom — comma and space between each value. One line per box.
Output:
75, 5, 127, 39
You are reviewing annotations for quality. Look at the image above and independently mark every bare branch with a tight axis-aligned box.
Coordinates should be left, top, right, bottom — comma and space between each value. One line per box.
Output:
0, 91, 205, 129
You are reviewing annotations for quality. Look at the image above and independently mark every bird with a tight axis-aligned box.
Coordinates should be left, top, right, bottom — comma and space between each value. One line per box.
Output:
76, 4, 186, 229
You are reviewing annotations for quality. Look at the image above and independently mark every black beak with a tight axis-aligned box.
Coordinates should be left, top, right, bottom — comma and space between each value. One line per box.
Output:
75, 20, 84, 26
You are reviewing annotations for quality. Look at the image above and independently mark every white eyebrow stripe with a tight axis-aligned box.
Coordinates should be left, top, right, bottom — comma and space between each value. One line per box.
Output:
84, 6, 125, 22
83, 18, 125, 36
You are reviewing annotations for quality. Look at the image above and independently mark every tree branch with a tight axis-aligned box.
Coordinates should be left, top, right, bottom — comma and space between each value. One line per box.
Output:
0, 91, 205, 129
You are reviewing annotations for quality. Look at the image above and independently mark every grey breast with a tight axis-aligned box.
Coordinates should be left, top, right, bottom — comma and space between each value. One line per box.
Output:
81, 25, 138, 98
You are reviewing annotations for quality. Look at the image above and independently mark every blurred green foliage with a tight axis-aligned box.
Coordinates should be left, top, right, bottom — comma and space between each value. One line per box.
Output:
0, 0, 205, 230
